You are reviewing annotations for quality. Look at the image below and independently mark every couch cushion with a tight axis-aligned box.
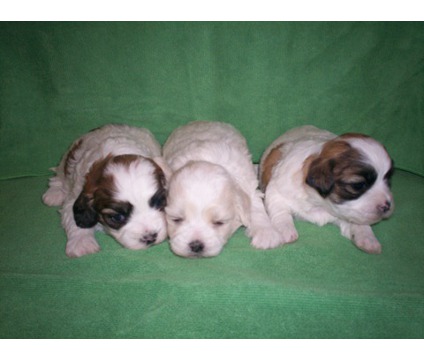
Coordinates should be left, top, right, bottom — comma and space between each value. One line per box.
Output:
1, 22, 424, 179
1, 170, 423, 338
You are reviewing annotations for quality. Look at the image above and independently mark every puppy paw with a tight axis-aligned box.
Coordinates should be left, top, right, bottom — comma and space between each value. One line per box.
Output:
250, 227, 293, 249
346, 224, 382, 254
43, 187, 66, 207
66, 237, 100, 258
353, 236, 382, 254
281, 225, 299, 245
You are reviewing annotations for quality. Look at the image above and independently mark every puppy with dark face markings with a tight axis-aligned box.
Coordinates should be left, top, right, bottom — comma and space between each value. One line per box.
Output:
259, 126, 394, 254
43, 124, 170, 257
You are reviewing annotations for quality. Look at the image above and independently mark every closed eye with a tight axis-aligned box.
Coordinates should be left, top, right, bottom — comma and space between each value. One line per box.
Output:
212, 220, 225, 227
169, 216, 184, 224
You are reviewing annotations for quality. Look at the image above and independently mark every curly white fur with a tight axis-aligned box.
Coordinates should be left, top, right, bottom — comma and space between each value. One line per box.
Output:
163, 121, 282, 258
259, 126, 394, 254
43, 124, 168, 257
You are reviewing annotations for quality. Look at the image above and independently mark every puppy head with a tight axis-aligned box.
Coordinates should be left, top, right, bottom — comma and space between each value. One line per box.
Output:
305, 134, 394, 225
73, 154, 168, 249
165, 161, 248, 258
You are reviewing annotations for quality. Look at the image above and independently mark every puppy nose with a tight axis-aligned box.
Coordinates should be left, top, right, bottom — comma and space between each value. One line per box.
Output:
140, 232, 157, 245
189, 240, 204, 254
378, 200, 392, 214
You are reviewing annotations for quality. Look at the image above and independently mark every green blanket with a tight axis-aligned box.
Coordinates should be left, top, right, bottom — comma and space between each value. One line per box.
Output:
1, 22, 423, 338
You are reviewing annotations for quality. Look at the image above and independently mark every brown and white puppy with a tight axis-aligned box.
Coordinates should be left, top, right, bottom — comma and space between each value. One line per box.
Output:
259, 126, 394, 254
43, 124, 169, 257
163, 121, 282, 258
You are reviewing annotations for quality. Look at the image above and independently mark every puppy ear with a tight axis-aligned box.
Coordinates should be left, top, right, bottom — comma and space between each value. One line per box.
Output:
305, 156, 335, 197
73, 192, 99, 228
146, 157, 170, 212
72, 156, 111, 228
152, 156, 172, 182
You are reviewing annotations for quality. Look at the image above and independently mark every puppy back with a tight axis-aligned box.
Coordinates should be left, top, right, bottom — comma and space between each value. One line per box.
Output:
259, 126, 336, 190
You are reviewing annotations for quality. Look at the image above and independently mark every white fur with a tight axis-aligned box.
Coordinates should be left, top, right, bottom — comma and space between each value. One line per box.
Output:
260, 125, 394, 254
43, 124, 168, 257
163, 121, 282, 258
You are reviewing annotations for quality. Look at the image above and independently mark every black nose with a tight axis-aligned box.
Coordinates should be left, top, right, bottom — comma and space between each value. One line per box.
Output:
140, 232, 157, 245
378, 200, 392, 214
189, 240, 204, 253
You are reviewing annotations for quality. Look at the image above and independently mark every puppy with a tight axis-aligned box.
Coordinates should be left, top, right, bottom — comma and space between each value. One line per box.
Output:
43, 124, 169, 257
259, 125, 394, 254
163, 121, 282, 258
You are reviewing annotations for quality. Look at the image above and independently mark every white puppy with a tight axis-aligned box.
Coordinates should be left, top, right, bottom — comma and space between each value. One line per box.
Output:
163, 121, 282, 258
43, 124, 169, 257
259, 125, 394, 254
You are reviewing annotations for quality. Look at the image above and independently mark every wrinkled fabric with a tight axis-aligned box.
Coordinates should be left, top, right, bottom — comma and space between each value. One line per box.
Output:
0, 22, 423, 338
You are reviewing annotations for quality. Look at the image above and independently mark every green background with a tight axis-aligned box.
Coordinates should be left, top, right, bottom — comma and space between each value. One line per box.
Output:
1, 22, 423, 338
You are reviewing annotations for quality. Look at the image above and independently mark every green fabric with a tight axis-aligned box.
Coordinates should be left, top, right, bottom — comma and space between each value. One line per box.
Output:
1, 172, 423, 338
1, 22, 423, 179
1, 22, 423, 338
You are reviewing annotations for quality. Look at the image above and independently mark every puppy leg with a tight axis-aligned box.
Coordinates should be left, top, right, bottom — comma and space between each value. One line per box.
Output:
43, 174, 66, 206
264, 191, 299, 245
270, 212, 298, 245
247, 191, 287, 249
61, 199, 100, 257
338, 221, 382, 254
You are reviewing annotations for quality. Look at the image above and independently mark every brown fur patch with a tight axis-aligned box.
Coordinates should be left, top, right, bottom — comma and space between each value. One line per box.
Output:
305, 139, 377, 203
111, 154, 141, 168
84, 155, 141, 229
76, 154, 167, 228
149, 159, 166, 189
147, 158, 167, 211
320, 138, 353, 159
83, 155, 115, 197
64, 139, 83, 177
338, 132, 370, 140
73, 155, 115, 228
260, 144, 284, 191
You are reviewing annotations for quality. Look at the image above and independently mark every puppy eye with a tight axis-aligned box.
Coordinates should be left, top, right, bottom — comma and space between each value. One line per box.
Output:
350, 181, 367, 191
171, 217, 184, 224
212, 220, 225, 227
106, 213, 127, 224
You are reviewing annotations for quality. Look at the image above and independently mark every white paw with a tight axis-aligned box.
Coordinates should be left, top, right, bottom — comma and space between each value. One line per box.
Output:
347, 224, 382, 254
250, 227, 291, 249
43, 188, 66, 207
66, 237, 100, 258
352, 236, 382, 254
281, 225, 299, 245
273, 219, 299, 245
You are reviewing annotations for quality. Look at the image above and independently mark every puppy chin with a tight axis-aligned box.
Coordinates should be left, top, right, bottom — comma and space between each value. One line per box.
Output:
106, 225, 167, 250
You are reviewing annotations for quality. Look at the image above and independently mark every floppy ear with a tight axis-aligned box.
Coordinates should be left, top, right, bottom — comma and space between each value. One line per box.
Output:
305, 156, 335, 198
73, 192, 99, 228
146, 157, 171, 211
152, 156, 173, 183
72, 156, 110, 228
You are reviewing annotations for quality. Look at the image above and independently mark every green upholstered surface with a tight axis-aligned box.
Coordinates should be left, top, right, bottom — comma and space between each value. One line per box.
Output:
0, 22, 423, 338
